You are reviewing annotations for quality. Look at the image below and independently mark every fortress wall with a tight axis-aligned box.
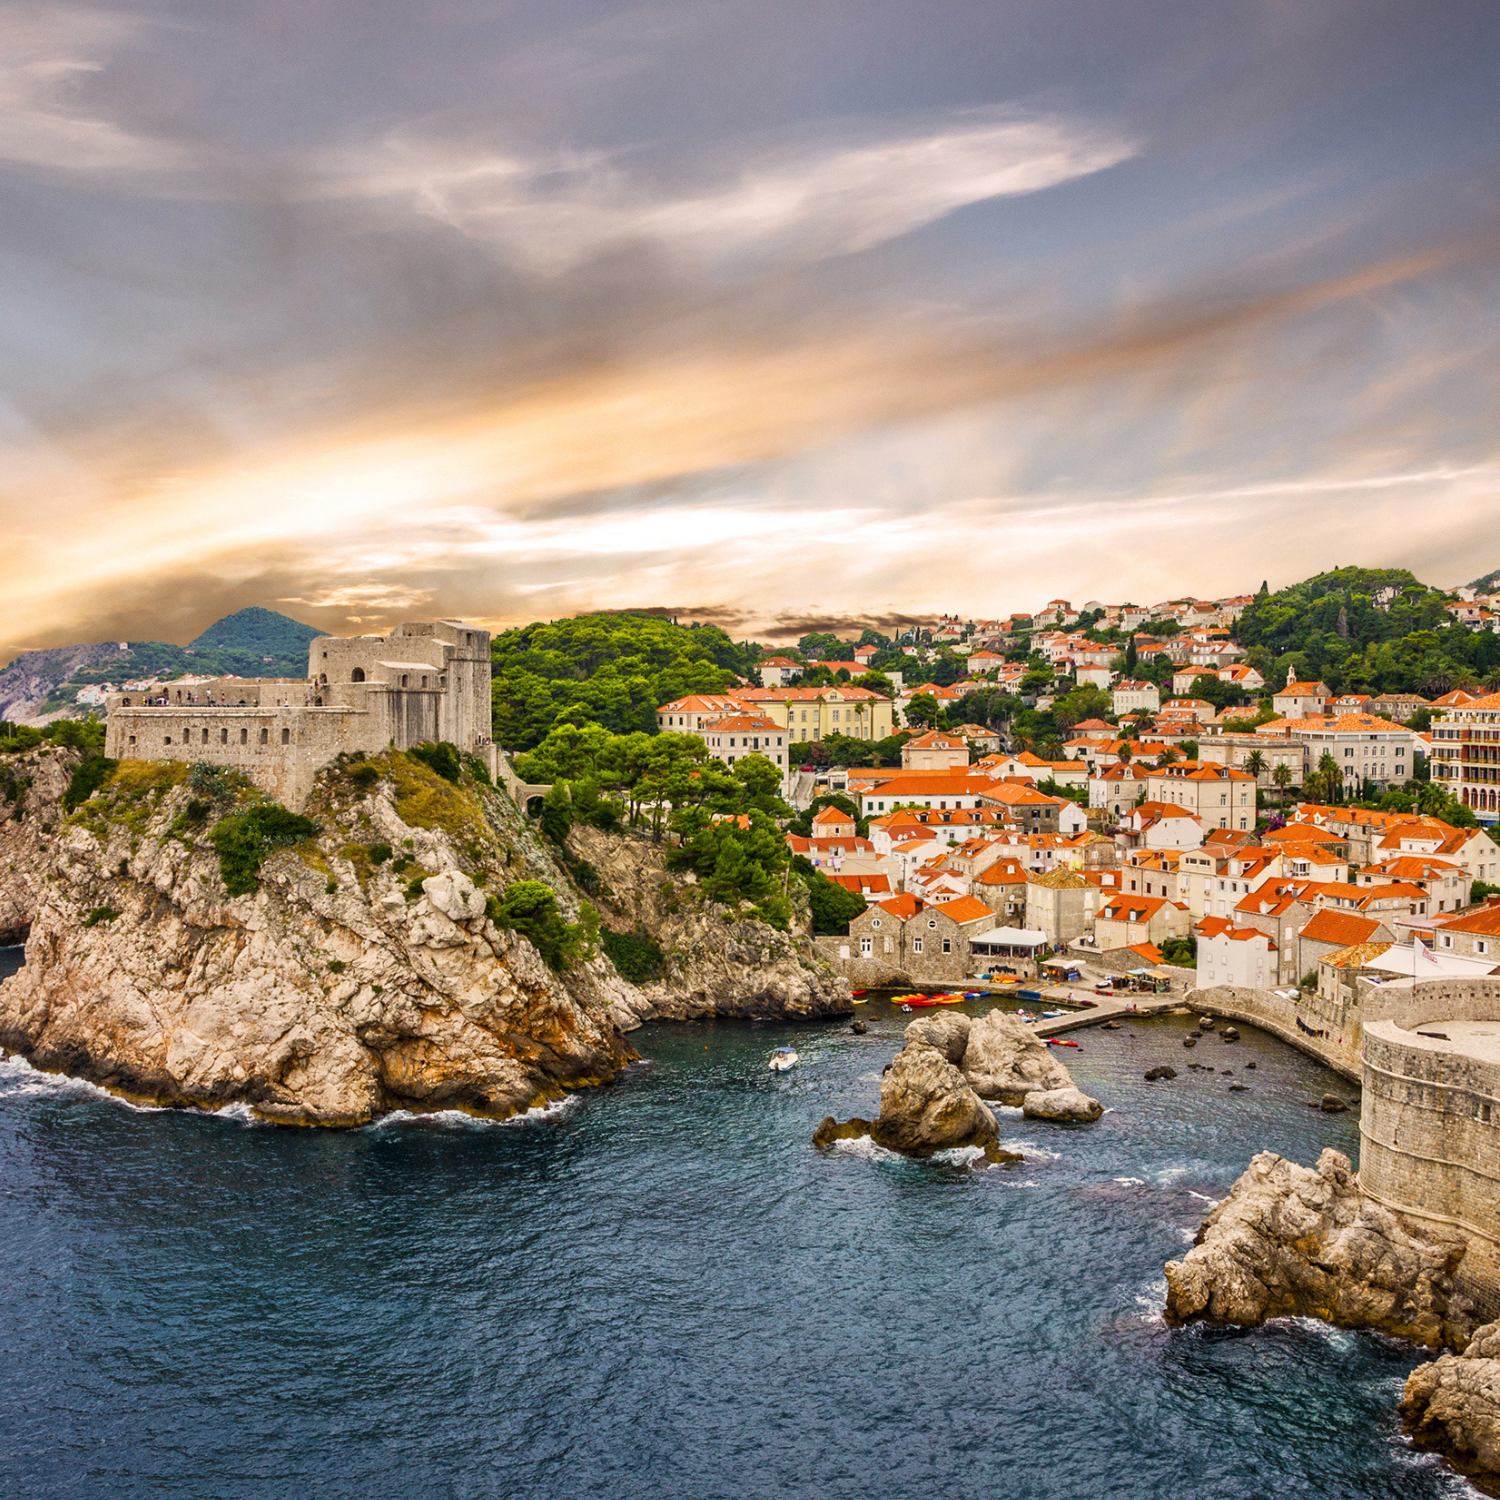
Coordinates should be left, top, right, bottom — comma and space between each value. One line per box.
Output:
105, 706, 365, 808
1360, 993, 1500, 1317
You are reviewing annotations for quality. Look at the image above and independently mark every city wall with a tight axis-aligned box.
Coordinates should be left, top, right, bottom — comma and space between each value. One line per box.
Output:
105, 705, 367, 809
1360, 979, 1500, 1318
1186, 984, 1363, 1081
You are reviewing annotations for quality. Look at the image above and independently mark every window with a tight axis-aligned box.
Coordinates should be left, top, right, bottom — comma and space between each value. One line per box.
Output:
928, 919, 937, 929
260, 728, 269, 745
1480, 940, 1490, 956
351, 668, 365, 682
281, 728, 290, 745
401, 675, 409, 687
872, 919, 881, 929
220, 728, 228, 744
164, 735, 172, 745
1441, 933, 1453, 948
942, 938, 952, 954
128, 735, 136, 746
240, 728, 248, 744
860, 937, 872, 957
912, 937, 923, 954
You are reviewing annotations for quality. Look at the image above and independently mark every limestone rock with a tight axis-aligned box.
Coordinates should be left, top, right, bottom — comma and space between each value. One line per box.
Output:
1402, 1321, 1500, 1494
1163, 1149, 1476, 1351
869, 1041, 998, 1155
1145, 1065, 1177, 1081
904, 1011, 970, 1064
813, 1116, 874, 1148
420, 871, 487, 923
566, 825, 850, 1030
1022, 1085, 1104, 1122
0, 759, 646, 1125
959, 1008, 1073, 1105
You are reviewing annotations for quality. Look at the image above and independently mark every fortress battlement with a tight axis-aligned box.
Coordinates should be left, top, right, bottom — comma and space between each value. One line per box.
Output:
104, 620, 492, 808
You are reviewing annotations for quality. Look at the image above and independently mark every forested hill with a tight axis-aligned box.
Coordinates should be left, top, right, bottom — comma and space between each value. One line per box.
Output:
1472, 567, 1500, 594
189, 607, 324, 661
1233, 567, 1499, 695
490, 612, 758, 750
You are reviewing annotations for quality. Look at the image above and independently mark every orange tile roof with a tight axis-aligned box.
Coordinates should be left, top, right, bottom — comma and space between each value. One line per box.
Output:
931, 895, 997, 925
812, 805, 856, 825
1129, 942, 1164, 964
1099, 895, 1172, 921
871, 893, 923, 921
1300, 908, 1384, 948
1434, 903, 1500, 936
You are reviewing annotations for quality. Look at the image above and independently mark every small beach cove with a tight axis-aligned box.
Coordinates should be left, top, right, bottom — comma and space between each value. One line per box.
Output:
0, 948, 1478, 1499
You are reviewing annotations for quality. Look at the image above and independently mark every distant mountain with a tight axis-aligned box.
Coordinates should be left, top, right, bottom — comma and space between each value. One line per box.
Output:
1470, 568, 1500, 594
190, 606, 324, 659
0, 608, 325, 725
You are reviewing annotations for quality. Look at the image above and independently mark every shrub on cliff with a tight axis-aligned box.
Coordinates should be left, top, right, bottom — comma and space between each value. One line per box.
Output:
63, 755, 118, 811
793, 859, 867, 935
409, 741, 463, 785
600, 927, 665, 984
485, 880, 598, 971
666, 807, 791, 929
210, 803, 322, 896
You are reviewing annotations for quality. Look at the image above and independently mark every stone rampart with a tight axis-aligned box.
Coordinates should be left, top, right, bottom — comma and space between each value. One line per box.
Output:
1187, 984, 1363, 1081
106, 705, 366, 809
1359, 980, 1500, 1317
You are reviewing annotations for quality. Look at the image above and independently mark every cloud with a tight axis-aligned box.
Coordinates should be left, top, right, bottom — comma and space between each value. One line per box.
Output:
0, 5, 182, 174
317, 110, 1136, 272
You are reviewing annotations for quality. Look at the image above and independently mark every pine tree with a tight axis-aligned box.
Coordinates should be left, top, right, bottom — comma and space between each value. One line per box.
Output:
1124, 635, 1138, 675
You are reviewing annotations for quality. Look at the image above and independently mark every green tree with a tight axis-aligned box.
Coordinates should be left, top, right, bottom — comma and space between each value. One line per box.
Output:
906, 692, 941, 728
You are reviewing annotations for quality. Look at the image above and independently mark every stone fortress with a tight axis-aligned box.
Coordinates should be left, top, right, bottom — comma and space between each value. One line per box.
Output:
104, 620, 493, 808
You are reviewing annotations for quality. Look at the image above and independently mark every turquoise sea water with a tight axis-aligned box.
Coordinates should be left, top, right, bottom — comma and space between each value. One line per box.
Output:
0, 958, 1477, 1498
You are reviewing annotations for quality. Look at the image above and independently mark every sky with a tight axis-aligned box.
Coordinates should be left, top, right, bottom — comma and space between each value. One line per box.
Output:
1, 0, 1498, 654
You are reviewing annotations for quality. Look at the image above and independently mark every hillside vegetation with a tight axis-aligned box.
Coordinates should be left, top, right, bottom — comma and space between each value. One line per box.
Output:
491, 612, 754, 751
1232, 568, 1500, 697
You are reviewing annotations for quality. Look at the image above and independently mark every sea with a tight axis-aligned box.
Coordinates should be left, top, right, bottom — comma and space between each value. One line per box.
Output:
0, 951, 1477, 1498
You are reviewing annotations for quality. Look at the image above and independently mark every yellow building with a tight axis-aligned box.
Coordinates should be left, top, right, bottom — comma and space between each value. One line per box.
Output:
720, 685, 895, 743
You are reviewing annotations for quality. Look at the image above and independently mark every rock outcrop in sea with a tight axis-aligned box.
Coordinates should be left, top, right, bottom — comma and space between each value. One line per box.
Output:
1401, 1321, 1500, 1496
814, 1008, 1101, 1156
1164, 1148, 1476, 1351
0, 747, 847, 1124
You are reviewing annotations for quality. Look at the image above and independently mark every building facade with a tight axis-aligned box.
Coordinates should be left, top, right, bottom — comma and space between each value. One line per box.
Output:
1429, 689, 1500, 822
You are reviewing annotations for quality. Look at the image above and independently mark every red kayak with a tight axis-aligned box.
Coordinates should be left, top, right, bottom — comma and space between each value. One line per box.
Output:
1046, 1038, 1079, 1047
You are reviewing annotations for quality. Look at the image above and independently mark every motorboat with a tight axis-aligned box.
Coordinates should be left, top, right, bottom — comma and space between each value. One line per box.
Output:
768, 1047, 798, 1072
1041, 1009, 1064, 1019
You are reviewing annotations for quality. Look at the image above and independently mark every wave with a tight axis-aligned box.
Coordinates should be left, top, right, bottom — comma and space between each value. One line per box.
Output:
365, 1095, 583, 1131
0, 1053, 175, 1115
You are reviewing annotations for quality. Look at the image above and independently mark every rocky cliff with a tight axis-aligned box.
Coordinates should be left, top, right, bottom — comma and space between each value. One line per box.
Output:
0, 749, 843, 1125
1164, 1148, 1477, 1352
566, 824, 850, 1028
0, 745, 81, 943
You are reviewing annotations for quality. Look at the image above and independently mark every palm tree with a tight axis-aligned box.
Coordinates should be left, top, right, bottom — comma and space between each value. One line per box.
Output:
1317, 751, 1344, 805
1272, 762, 1293, 808
1244, 749, 1267, 780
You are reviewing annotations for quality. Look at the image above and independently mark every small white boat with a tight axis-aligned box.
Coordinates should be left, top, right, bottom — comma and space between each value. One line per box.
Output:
768, 1047, 798, 1072
1042, 1009, 1064, 1019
